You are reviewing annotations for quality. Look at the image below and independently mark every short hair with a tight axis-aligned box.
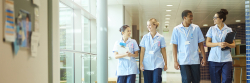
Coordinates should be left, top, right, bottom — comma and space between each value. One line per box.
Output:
182, 10, 192, 19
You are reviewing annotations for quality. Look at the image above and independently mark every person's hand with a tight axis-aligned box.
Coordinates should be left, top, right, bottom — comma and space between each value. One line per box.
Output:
164, 65, 168, 71
174, 61, 180, 70
124, 52, 129, 57
218, 42, 226, 48
127, 52, 133, 57
221, 42, 229, 48
201, 58, 206, 66
140, 63, 144, 71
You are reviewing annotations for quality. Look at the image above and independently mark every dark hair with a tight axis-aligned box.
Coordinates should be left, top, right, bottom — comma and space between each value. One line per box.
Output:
119, 25, 129, 35
182, 10, 192, 19
216, 9, 228, 22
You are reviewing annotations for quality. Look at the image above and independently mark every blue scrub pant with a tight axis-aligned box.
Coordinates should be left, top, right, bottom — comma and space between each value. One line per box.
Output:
143, 68, 162, 83
117, 74, 136, 83
180, 65, 200, 83
209, 61, 232, 83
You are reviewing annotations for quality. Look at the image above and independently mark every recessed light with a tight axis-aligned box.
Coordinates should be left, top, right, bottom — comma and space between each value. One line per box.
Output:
166, 5, 173, 6
166, 14, 171, 16
165, 18, 170, 20
165, 21, 169, 23
166, 10, 172, 12
203, 24, 208, 26
236, 20, 241, 22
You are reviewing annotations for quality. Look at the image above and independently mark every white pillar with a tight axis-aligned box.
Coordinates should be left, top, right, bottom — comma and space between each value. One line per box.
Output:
97, 0, 108, 82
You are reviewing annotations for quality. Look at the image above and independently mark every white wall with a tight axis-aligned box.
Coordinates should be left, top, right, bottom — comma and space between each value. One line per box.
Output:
0, 0, 49, 83
108, 5, 124, 78
125, 9, 132, 28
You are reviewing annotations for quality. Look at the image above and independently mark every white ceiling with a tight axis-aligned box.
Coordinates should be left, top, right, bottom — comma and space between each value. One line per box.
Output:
108, 0, 246, 30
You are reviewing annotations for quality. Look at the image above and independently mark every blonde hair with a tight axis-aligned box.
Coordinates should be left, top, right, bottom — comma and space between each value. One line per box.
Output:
147, 18, 160, 28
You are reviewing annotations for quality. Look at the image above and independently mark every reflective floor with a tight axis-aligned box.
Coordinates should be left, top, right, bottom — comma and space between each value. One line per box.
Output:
141, 73, 211, 83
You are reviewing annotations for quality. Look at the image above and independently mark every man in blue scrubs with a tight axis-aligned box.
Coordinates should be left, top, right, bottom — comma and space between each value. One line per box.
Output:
170, 10, 206, 83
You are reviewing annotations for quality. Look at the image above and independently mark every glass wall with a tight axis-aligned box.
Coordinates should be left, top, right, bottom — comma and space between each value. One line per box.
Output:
59, 0, 96, 83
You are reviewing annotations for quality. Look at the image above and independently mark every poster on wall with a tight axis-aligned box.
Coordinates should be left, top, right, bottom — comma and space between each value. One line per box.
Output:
13, 26, 21, 55
16, 10, 32, 48
4, 0, 15, 42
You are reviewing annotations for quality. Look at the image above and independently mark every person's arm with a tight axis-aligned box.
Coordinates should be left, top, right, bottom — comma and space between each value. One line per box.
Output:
161, 47, 168, 71
128, 51, 138, 58
114, 52, 128, 59
206, 37, 221, 47
198, 42, 206, 66
140, 47, 145, 71
173, 44, 180, 70
222, 40, 236, 48
173, 44, 178, 63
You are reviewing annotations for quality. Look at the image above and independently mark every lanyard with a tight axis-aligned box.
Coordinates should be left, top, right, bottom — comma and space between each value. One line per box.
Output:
216, 30, 225, 41
184, 29, 191, 40
177, 27, 191, 40
149, 34, 159, 49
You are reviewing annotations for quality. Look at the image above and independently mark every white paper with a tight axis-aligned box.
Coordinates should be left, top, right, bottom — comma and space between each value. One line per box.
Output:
31, 32, 40, 57
4, 0, 15, 42
117, 45, 130, 60
33, 0, 40, 7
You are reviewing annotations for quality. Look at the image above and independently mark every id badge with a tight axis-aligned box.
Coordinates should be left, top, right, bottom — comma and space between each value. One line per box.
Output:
185, 41, 190, 45
149, 51, 154, 54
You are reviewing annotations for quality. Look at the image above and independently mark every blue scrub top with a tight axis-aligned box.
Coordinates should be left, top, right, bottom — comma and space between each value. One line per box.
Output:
170, 23, 205, 65
206, 24, 233, 62
139, 32, 166, 70
113, 38, 140, 76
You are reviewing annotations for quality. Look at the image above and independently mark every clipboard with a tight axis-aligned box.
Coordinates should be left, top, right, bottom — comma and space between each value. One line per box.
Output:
221, 31, 236, 51
117, 45, 130, 60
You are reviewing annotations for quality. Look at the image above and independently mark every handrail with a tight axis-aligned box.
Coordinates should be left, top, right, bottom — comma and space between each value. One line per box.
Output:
60, 49, 97, 55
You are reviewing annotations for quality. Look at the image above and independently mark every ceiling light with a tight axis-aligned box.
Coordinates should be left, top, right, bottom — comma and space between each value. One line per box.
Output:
165, 18, 170, 20
166, 10, 172, 12
203, 24, 208, 26
236, 20, 241, 22
165, 21, 169, 23
166, 14, 171, 16
166, 5, 173, 6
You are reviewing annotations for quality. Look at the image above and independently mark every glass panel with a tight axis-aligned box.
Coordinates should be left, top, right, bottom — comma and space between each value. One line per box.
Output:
90, 55, 97, 83
73, 0, 90, 12
82, 54, 91, 83
60, 51, 74, 83
59, 2, 74, 50
82, 16, 91, 53
59, 2, 74, 83
81, 0, 90, 12
91, 20, 97, 54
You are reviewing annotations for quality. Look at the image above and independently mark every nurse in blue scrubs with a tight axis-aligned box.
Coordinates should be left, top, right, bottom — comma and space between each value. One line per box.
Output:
139, 18, 168, 83
170, 10, 206, 83
206, 9, 235, 83
113, 25, 140, 83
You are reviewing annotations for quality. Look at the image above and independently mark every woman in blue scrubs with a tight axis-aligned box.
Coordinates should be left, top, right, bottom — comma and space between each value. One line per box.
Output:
113, 25, 140, 83
206, 9, 235, 83
139, 18, 168, 83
